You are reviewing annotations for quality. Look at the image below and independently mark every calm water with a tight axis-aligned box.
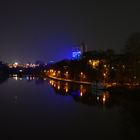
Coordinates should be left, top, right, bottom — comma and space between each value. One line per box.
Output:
0, 76, 140, 139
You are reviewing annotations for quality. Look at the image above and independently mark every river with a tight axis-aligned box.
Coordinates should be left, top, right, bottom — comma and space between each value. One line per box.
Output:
0, 76, 140, 139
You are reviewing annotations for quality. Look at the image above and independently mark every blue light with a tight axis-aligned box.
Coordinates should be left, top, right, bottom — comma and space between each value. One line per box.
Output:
72, 51, 81, 60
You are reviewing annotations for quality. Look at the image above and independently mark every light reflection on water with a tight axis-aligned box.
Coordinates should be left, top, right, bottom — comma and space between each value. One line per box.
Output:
10, 75, 111, 106
48, 79, 111, 106
0, 76, 140, 139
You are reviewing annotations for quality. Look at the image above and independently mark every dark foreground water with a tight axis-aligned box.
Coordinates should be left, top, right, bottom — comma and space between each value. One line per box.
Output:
0, 76, 140, 139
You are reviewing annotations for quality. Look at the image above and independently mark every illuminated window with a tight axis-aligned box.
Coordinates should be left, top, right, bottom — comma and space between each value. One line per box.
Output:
88, 60, 99, 69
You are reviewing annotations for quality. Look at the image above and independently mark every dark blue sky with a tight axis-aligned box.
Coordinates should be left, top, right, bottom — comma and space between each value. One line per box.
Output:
0, 0, 140, 63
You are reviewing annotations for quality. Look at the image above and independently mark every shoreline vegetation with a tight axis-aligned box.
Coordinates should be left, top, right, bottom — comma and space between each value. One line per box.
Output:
47, 73, 140, 92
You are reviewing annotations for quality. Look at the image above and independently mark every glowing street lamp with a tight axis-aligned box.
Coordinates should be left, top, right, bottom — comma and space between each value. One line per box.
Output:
65, 71, 68, 79
80, 72, 86, 81
57, 71, 61, 77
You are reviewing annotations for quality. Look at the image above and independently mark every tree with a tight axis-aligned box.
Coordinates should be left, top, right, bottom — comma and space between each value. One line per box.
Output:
125, 33, 140, 58
125, 33, 140, 82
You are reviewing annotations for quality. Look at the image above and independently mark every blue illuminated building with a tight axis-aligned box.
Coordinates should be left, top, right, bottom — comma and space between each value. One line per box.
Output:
72, 51, 81, 60
72, 43, 87, 60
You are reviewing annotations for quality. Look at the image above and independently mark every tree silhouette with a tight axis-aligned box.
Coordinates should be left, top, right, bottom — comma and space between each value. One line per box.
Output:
125, 33, 140, 58
125, 33, 140, 82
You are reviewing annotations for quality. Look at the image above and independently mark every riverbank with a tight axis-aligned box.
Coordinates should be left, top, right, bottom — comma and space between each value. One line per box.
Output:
47, 75, 140, 93
47, 75, 91, 85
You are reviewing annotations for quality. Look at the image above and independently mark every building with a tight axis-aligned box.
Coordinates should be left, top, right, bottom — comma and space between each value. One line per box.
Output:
72, 43, 87, 60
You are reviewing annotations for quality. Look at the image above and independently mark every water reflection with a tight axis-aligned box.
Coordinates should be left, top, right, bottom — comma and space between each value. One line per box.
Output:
0, 75, 140, 139
49, 79, 112, 106
9, 75, 140, 107
0, 75, 8, 84
48, 79, 140, 107
9, 75, 111, 106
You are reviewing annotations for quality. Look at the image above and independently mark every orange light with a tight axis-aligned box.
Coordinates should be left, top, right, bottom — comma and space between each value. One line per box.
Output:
65, 82, 69, 92
57, 85, 60, 90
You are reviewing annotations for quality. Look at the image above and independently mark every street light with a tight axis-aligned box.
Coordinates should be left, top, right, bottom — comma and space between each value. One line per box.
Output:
80, 72, 85, 81
65, 71, 68, 79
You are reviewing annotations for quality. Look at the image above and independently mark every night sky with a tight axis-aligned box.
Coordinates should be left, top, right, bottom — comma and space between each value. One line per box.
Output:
0, 0, 140, 63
